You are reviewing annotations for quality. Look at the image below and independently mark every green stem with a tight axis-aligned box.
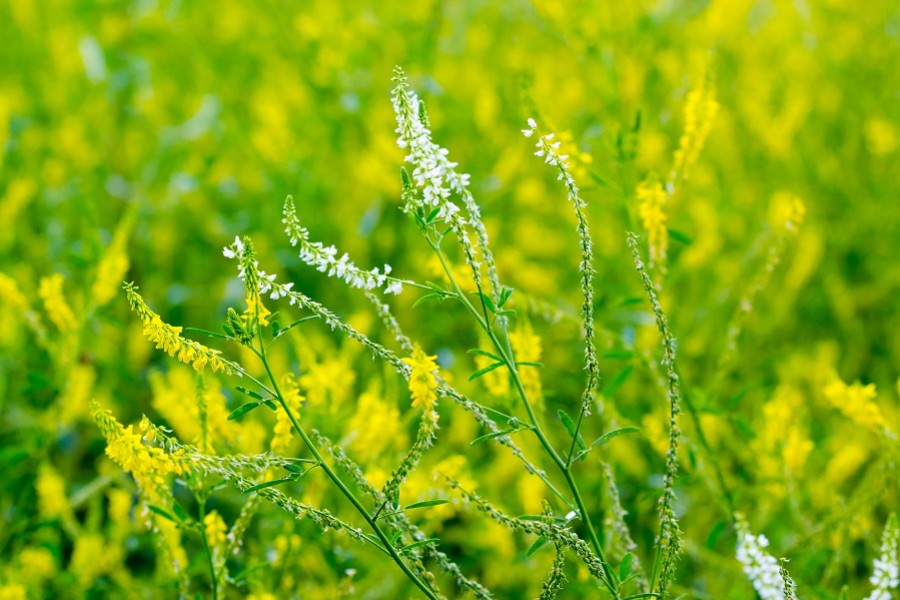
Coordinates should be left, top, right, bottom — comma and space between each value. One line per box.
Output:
256, 340, 439, 600
430, 242, 618, 596
197, 500, 219, 600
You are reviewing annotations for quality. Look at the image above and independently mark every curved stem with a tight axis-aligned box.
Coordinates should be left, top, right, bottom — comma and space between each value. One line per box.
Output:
256, 340, 439, 600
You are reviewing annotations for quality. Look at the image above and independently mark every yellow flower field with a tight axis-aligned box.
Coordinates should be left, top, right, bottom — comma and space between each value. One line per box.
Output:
1, 0, 899, 598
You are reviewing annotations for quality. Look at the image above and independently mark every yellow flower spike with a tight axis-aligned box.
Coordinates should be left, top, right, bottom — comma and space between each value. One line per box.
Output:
0, 273, 29, 312
244, 292, 271, 327
509, 320, 543, 406
0, 584, 26, 600
90, 210, 134, 309
271, 373, 303, 454
348, 387, 402, 462
823, 375, 890, 434
38, 273, 77, 332
402, 345, 439, 411
670, 76, 719, 183
124, 282, 231, 374
204, 510, 227, 547
636, 177, 669, 268
36, 463, 71, 520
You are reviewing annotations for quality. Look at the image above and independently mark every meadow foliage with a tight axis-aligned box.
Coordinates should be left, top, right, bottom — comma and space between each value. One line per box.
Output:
1, 0, 899, 598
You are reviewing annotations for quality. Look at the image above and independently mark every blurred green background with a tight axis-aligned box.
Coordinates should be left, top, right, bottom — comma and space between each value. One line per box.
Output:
1, 0, 899, 597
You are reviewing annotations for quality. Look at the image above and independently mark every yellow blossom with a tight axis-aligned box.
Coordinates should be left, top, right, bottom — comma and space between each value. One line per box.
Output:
69, 534, 122, 588
299, 355, 356, 409
0, 585, 26, 600
108, 488, 133, 528
509, 320, 543, 406
124, 283, 230, 374
271, 373, 304, 455
823, 376, 889, 433
91, 245, 130, 309
636, 178, 669, 267
474, 346, 509, 397
93, 403, 190, 497
245, 292, 271, 327
671, 77, 719, 182
59, 363, 95, 424
0, 273, 29, 312
38, 274, 77, 332
204, 510, 227, 547
768, 192, 806, 234
402, 345, 439, 411
36, 464, 70, 520
19, 546, 56, 582
347, 388, 402, 462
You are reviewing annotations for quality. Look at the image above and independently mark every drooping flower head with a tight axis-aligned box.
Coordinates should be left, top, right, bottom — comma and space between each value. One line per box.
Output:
281, 197, 402, 295
124, 282, 232, 374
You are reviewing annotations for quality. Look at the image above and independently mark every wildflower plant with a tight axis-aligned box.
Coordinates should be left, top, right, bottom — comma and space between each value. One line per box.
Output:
79, 66, 900, 599
3, 1, 900, 598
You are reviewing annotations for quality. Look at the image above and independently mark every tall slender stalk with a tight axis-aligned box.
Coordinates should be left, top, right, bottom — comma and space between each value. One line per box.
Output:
254, 336, 439, 600
429, 241, 618, 596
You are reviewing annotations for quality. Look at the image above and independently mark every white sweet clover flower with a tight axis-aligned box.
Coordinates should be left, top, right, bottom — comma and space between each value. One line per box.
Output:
391, 67, 469, 224
522, 117, 582, 206
222, 236, 289, 298
735, 514, 794, 600
866, 514, 900, 600
281, 196, 403, 295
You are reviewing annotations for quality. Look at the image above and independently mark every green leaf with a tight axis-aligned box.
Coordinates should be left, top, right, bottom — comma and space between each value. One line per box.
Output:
426, 281, 448, 294
147, 505, 178, 523
468, 361, 505, 381
622, 594, 661, 599
222, 323, 235, 337
466, 348, 502, 361
413, 293, 446, 308
602, 366, 633, 397
184, 326, 232, 341
557, 409, 586, 451
589, 171, 608, 187
400, 538, 440, 553
576, 427, 641, 461
473, 292, 496, 313
525, 536, 549, 557
516, 361, 543, 368
668, 228, 693, 245
498, 287, 513, 307
227, 402, 264, 421
479, 404, 513, 420
271, 321, 280, 337
517, 515, 566, 523
425, 207, 441, 223
274, 316, 318, 339
619, 552, 633, 582
727, 388, 748, 410
470, 427, 528, 446
172, 502, 189, 522
389, 530, 403, 546
590, 426, 641, 449
705, 521, 726, 550
242, 477, 296, 494
405, 499, 450, 510
262, 399, 278, 411
618, 297, 643, 306
235, 386, 263, 400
